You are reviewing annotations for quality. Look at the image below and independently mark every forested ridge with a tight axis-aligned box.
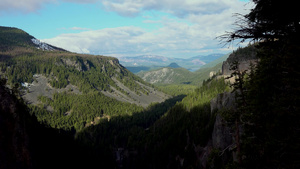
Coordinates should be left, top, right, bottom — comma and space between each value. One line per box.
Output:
0, 47, 148, 93
0, 47, 155, 131
0, 26, 166, 132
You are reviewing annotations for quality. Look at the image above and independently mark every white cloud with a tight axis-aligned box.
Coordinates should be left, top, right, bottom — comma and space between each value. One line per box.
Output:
100, 0, 248, 18
70, 27, 92, 31
43, 18, 221, 57
96, 0, 253, 56
0, 0, 96, 14
44, 26, 148, 55
58, 27, 92, 31
63, 0, 97, 3
0, 0, 55, 13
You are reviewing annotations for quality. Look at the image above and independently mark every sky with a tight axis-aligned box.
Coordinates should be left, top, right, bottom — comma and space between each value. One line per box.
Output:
0, 0, 252, 58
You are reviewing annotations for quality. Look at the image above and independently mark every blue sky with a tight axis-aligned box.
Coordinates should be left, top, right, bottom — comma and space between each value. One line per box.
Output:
0, 0, 252, 58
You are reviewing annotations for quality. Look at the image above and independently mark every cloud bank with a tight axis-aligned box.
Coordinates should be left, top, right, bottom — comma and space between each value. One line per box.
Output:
1, 0, 253, 57
43, 19, 231, 57
101, 0, 236, 17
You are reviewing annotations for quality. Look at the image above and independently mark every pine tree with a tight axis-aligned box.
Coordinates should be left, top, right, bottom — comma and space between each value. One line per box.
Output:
219, 0, 300, 44
219, 0, 300, 167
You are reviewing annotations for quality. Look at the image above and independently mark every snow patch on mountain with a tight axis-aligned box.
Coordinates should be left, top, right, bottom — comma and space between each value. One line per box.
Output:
31, 38, 54, 51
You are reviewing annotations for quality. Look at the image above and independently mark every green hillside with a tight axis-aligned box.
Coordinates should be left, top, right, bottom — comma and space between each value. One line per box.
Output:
136, 54, 228, 97
0, 26, 34, 49
0, 26, 167, 131
137, 67, 195, 85
137, 55, 227, 88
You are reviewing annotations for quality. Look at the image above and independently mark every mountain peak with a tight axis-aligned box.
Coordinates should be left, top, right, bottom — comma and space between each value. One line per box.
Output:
167, 62, 181, 68
0, 26, 33, 49
0, 26, 65, 52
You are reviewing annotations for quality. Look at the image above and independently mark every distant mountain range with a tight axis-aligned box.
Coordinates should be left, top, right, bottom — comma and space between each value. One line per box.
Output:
137, 54, 230, 86
118, 53, 226, 73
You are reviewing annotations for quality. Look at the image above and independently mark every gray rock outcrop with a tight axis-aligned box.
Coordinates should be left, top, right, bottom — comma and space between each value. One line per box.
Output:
221, 45, 258, 76
199, 92, 237, 168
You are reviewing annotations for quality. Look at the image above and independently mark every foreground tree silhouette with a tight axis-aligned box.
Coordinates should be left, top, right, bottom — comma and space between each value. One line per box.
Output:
220, 0, 300, 168
220, 0, 300, 43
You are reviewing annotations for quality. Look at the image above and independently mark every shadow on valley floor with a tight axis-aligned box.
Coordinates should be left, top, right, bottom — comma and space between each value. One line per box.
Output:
72, 78, 229, 168
75, 94, 187, 168
1, 78, 186, 169
74, 95, 217, 169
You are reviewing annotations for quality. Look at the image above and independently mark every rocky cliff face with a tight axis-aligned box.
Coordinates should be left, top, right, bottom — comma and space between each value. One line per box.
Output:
221, 45, 258, 76
222, 59, 258, 75
200, 45, 258, 167
197, 45, 260, 167
198, 92, 238, 168
210, 92, 236, 150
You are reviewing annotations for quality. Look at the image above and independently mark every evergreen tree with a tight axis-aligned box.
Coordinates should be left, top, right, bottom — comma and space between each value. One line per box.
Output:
220, 0, 300, 44
223, 60, 248, 164
220, 0, 300, 168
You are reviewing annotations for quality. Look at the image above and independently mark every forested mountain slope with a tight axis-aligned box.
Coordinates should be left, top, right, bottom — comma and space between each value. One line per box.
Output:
0, 26, 168, 131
